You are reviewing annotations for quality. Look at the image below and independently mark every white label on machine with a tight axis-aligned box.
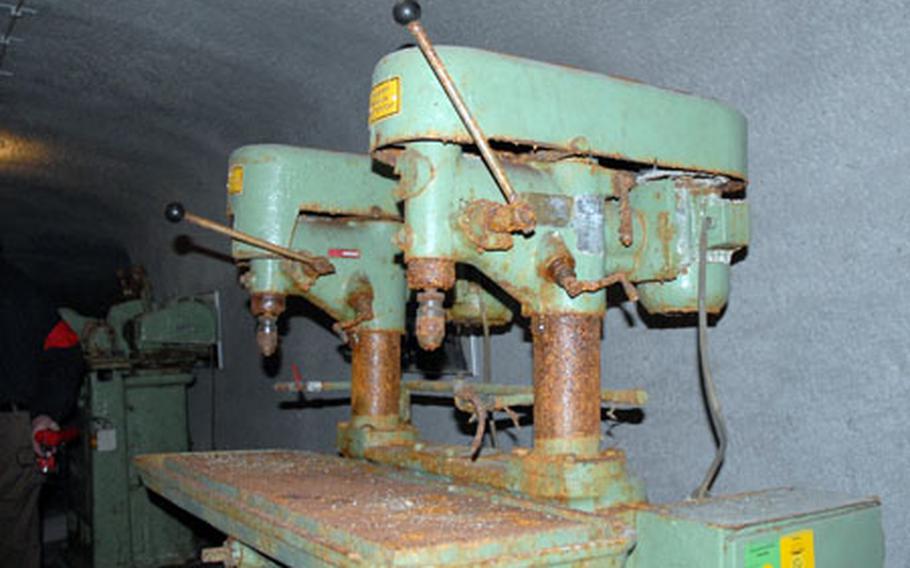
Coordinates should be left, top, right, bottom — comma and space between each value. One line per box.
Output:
96, 428, 117, 452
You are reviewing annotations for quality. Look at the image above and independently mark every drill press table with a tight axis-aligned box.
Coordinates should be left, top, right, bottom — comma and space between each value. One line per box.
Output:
134, 450, 632, 566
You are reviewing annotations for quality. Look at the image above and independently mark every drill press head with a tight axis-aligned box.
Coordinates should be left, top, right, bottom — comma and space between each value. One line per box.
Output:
224, 145, 408, 356
369, 46, 749, 351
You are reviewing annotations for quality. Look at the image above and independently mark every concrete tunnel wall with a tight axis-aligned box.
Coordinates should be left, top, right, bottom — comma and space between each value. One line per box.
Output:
116, 2, 909, 563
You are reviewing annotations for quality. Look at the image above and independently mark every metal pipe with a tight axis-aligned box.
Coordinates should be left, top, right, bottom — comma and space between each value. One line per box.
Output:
273, 381, 351, 394
402, 379, 645, 406
276, 377, 647, 407
350, 330, 401, 423
532, 314, 602, 457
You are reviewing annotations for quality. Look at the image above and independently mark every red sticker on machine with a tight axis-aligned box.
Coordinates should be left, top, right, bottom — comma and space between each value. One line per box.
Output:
328, 248, 361, 259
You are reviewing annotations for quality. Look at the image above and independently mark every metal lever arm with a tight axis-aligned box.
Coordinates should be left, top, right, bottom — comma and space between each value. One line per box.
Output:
542, 234, 639, 301
164, 202, 334, 275
548, 252, 639, 301
393, 1, 536, 233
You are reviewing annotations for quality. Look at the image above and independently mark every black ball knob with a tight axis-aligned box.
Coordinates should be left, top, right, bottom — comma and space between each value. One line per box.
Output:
393, 0, 421, 25
164, 202, 185, 223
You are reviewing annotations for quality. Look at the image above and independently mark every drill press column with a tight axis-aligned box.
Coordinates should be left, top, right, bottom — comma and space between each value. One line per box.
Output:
350, 329, 401, 430
532, 314, 602, 457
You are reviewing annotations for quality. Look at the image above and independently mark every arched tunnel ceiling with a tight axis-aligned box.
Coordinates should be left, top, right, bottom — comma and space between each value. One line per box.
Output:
0, 0, 759, 246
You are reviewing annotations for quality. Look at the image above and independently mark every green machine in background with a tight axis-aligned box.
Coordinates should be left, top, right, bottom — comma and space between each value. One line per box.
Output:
60, 268, 219, 568
137, 2, 884, 566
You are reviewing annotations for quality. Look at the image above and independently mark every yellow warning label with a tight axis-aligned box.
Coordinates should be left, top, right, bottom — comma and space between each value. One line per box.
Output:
369, 77, 401, 124
227, 165, 244, 195
780, 530, 814, 568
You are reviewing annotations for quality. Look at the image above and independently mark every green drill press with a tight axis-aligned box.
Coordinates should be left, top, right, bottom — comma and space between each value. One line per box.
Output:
136, 2, 883, 566
61, 268, 218, 568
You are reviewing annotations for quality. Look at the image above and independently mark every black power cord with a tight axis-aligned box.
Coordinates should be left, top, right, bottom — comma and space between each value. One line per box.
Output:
692, 211, 728, 499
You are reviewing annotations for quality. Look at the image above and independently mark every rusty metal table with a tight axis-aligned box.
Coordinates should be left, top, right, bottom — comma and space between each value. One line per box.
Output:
135, 450, 633, 566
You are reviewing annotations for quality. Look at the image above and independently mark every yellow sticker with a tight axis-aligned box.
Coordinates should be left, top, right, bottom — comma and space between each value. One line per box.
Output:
227, 165, 244, 195
780, 530, 814, 568
369, 77, 400, 124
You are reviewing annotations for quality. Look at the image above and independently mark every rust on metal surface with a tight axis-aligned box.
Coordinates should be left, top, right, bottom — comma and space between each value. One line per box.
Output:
147, 451, 581, 548
656, 211, 675, 275
415, 289, 446, 351
451, 385, 523, 459
406, 257, 456, 290
393, 224, 414, 254
673, 175, 738, 197
350, 329, 401, 421
612, 171, 636, 247
532, 314, 602, 456
200, 541, 238, 566
481, 198, 534, 234
365, 443, 514, 491
544, 245, 639, 302
457, 198, 536, 251
373, 132, 748, 185
365, 440, 643, 510
332, 278, 375, 339
506, 200, 537, 234
459, 385, 492, 457
250, 292, 286, 319
522, 192, 573, 227
280, 259, 324, 293
457, 200, 513, 251
398, 379, 646, 415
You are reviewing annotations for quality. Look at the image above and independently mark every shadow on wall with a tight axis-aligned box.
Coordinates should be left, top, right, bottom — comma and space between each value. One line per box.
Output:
0, 232, 131, 316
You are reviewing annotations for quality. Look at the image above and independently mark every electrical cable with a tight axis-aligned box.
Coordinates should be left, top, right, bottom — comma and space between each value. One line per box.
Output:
478, 287, 496, 447
692, 210, 728, 499
479, 290, 492, 385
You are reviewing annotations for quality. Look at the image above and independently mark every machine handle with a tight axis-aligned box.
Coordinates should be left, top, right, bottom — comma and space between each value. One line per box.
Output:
392, 1, 535, 233
164, 202, 334, 275
392, 0, 420, 24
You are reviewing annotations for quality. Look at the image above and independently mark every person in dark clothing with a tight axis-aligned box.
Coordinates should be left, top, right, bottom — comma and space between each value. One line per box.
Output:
0, 260, 84, 568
